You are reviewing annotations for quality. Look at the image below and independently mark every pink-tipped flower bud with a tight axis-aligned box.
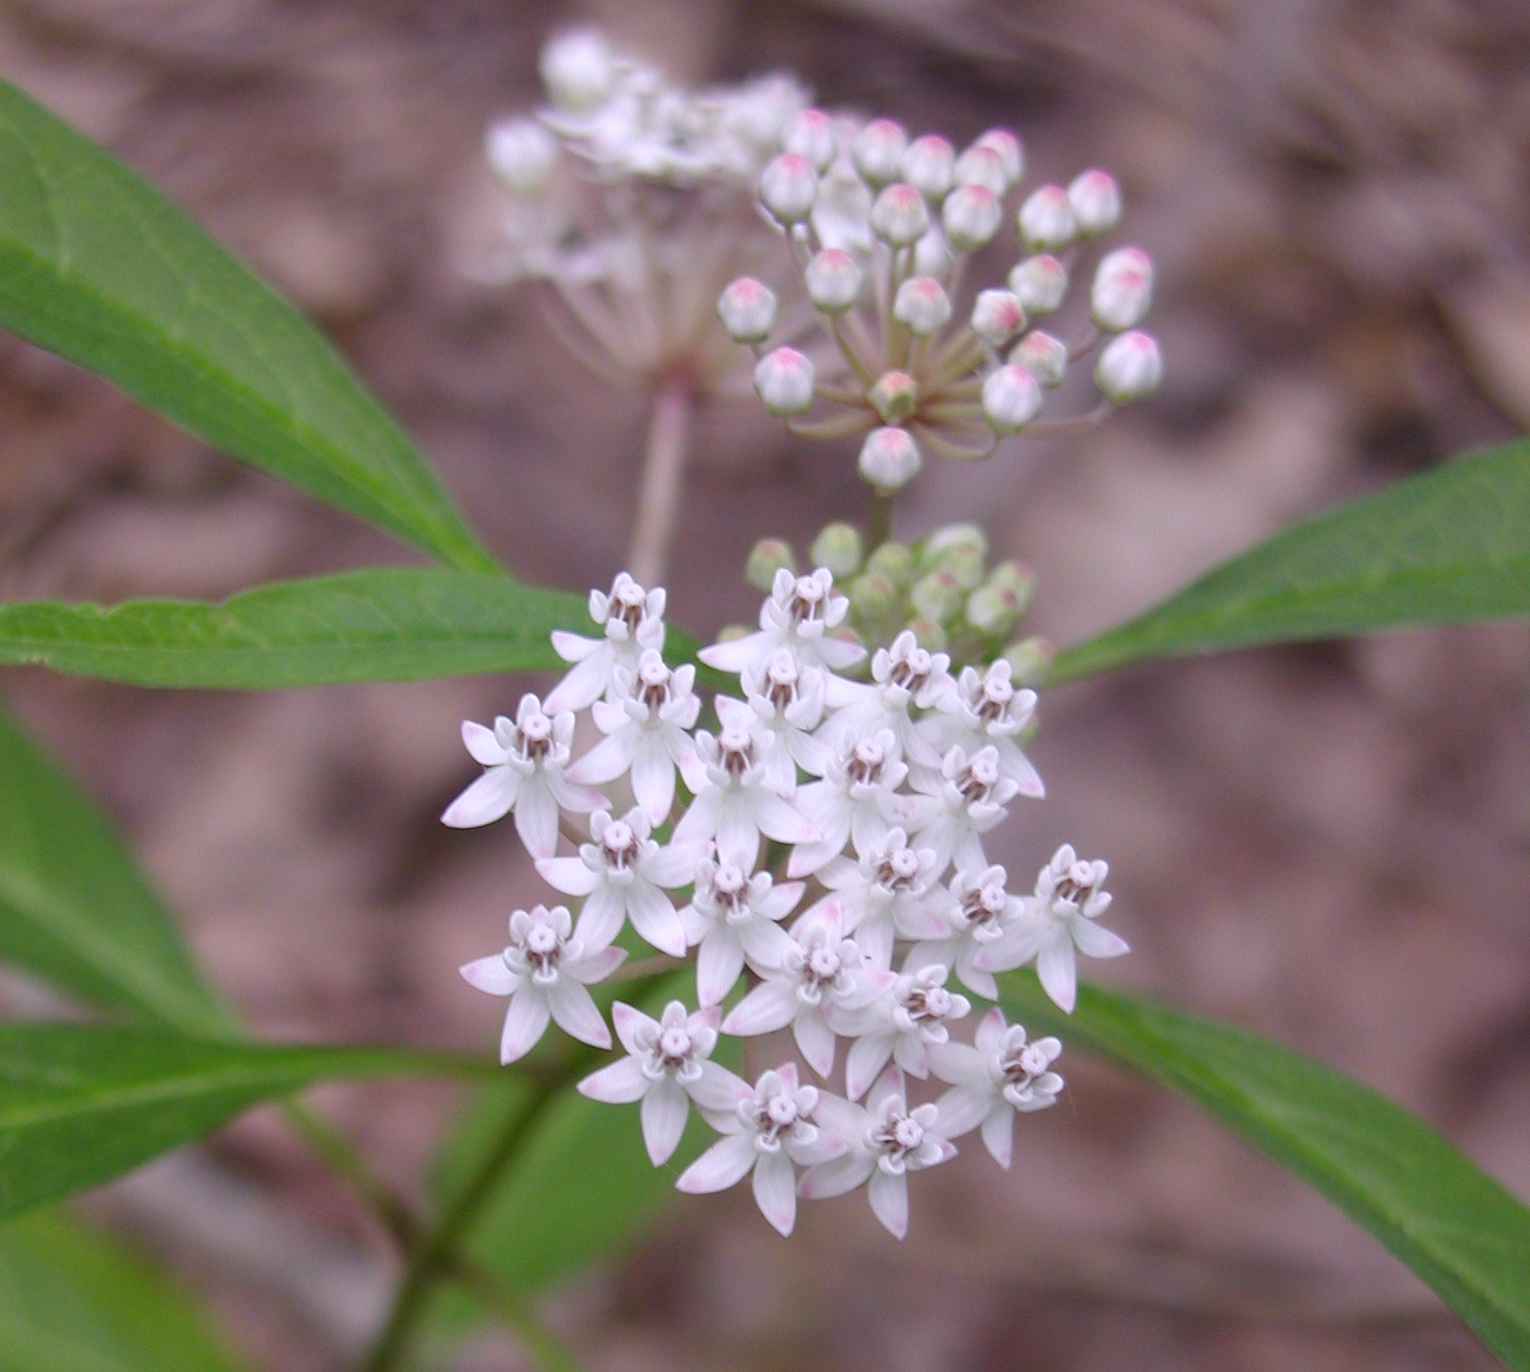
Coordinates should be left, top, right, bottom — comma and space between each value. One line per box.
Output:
804, 248, 863, 313
893, 276, 952, 335
970, 289, 1027, 348
901, 134, 956, 201
981, 364, 1043, 433
1007, 254, 1069, 315
1068, 169, 1122, 236
1090, 246, 1154, 331
1018, 184, 1077, 252
953, 144, 1008, 196
1094, 330, 1162, 402
870, 183, 930, 245
941, 183, 1003, 250
717, 276, 779, 343
759, 152, 819, 224
1009, 329, 1068, 387
868, 370, 919, 424
913, 226, 952, 277
973, 128, 1024, 188
852, 118, 908, 185
754, 346, 816, 414
859, 425, 923, 489
540, 29, 616, 111
785, 108, 838, 172
485, 118, 558, 194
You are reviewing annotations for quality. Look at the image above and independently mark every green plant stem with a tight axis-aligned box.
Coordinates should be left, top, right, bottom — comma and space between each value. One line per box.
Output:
867, 489, 895, 550
358, 1080, 566, 1372
282, 1100, 582, 1372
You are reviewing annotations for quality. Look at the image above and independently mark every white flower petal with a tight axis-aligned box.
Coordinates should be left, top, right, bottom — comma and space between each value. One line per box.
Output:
462, 721, 509, 766
792, 1009, 838, 1078
535, 856, 602, 897
578, 1055, 651, 1104
751, 790, 821, 847
641, 1076, 691, 1166
546, 978, 611, 1048
513, 779, 561, 859
500, 989, 552, 1064
676, 1133, 757, 1194
980, 1103, 1014, 1168
933, 1083, 993, 1137
611, 1001, 656, 1056
566, 731, 634, 786
625, 882, 688, 957
459, 954, 518, 996
442, 767, 521, 828
721, 978, 800, 1036
867, 1168, 909, 1239
688, 1060, 754, 1112
1071, 918, 1130, 960
752, 1148, 799, 1235
572, 883, 626, 953
630, 740, 678, 824
797, 1150, 875, 1200
1036, 934, 1078, 1012
696, 930, 747, 1007
715, 798, 762, 870
565, 944, 627, 984
544, 647, 612, 714
643, 840, 709, 889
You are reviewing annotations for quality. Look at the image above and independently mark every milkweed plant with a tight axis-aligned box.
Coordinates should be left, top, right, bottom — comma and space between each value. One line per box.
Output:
0, 24, 1526, 1372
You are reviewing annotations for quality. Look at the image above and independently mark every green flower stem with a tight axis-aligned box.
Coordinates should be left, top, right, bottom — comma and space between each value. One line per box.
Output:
867, 489, 895, 551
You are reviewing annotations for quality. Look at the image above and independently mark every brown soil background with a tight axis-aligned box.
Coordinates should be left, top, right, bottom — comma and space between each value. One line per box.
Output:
2, 1, 1529, 1368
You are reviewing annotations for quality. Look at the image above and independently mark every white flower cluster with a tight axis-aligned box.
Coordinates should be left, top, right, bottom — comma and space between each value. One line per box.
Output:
719, 113, 1163, 489
479, 29, 808, 392
451, 570, 1128, 1238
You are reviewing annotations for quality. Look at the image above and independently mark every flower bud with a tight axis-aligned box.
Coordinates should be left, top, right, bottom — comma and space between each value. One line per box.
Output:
485, 118, 558, 194
810, 522, 864, 577
982, 365, 1043, 433
965, 582, 1022, 638
953, 144, 1008, 196
911, 569, 964, 624
759, 152, 818, 224
1018, 184, 1077, 252
540, 29, 616, 111
906, 616, 948, 652
1002, 635, 1053, 687
870, 183, 929, 246
717, 276, 778, 343
804, 248, 862, 313
924, 521, 988, 565
848, 570, 899, 625
858, 426, 922, 490
865, 539, 914, 584
868, 370, 918, 424
785, 108, 838, 172
1007, 254, 1069, 314
1094, 330, 1162, 402
941, 184, 1003, 250
893, 276, 952, 335
913, 226, 953, 278
745, 538, 797, 591
1068, 168, 1122, 236
987, 559, 1037, 614
852, 118, 908, 185
754, 346, 815, 414
1009, 329, 1068, 387
1090, 246, 1154, 331
972, 128, 1024, 188
971, 289, 1026, 348
901, 134, 956, 201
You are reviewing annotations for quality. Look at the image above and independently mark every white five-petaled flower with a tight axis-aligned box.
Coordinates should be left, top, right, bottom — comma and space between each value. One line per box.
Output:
827, 629, 955, 770
799, 1066, 957, 1239
699, 567, 866, 679
905, 863, 1023, 999
811, 827, 949, 968
974, 844, 1127, 1012
566, 650, 706, 826
535, 807, 703, 957
545, 573, 666, 715
721, 910, 892, 1077
904, 744, 1020, 875
677, 1063, 848, 1236
460, 904, 626, 1063
442, 694, 606, 858
787, 729, 908, 878
578, 1001, 742, 1165
734, 652, 834, 788
672, 717, 819, 869
678, 859, 803, 1006
929, 1007, 1062, 1167
840, 963, 971, 1101
927, 659, 1044, 797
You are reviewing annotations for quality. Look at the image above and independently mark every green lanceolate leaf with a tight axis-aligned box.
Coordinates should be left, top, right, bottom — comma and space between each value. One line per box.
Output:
0, 1210, 249, 1372
0, 1023, 491, 1220
0, 708, 230, 1035
999, 973, 1530, 1368
0, 570, 588, 688
1051, 438, 1530, 682
0, 80, 494, 572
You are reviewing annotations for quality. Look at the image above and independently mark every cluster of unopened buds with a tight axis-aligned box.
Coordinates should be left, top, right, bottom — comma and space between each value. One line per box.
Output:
719, 109, 1162, 489
449, 570, 1128, 1238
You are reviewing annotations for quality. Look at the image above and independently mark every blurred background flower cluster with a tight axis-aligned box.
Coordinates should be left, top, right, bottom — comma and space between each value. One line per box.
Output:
0, 0, 1527, 1368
